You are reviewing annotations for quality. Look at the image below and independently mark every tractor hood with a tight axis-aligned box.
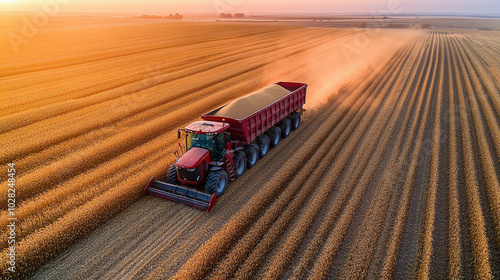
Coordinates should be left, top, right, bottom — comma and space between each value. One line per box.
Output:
177, 147, 210, 169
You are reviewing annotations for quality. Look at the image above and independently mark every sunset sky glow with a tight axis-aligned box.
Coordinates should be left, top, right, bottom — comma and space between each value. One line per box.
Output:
0, 0, 498, 14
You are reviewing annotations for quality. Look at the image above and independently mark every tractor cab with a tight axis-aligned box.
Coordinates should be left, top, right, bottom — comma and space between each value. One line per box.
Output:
179, 121, 230, 161
174, 121, 231, 186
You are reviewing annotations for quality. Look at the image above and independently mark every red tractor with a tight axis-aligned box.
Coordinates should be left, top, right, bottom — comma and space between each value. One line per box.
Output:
144, 82, 307, 211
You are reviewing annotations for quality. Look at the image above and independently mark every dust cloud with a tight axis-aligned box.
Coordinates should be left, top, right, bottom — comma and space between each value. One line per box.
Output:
261, 29, 419, 111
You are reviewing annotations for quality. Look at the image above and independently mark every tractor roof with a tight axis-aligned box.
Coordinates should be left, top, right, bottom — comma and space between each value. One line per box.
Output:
184, 121, 229, 135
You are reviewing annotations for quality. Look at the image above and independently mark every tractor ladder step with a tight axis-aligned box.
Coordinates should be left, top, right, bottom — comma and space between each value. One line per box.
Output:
226, 158, 236, 181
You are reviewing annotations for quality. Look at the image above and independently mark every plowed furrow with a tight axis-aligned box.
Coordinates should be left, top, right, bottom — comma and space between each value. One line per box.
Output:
336, 36, 428, 280
450, 32, 493, 279
416, 31, 445, 279
381, 32, 439, 279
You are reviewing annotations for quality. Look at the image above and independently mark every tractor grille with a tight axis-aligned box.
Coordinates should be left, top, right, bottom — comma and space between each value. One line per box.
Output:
177, 166, 201, 182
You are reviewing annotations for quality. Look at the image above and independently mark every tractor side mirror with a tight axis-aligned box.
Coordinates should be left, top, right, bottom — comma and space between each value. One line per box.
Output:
177, 130, 181, 139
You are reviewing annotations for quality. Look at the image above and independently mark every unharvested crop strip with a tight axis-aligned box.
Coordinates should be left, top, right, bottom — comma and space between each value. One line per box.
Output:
303, 36, 425, 280
445, 31, 462, 279
335, 35, 428, 280
360, 33, 430, 279
450, 33, 493, 279
378, 32, 443, 278
452, 35, 500, 245
288, 34, 428, 280
0, 67, 267, 200
416, 31, 445, 279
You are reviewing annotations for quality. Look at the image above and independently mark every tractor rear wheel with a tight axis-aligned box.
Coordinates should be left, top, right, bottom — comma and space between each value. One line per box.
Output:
290, 112, 301, 130
280, 118, 292, 138
233, 151, 247, 178
166, 164, 179, 184
256, 134, 270, 158
266, 126, 281, 148
205, 170, 228, 197
245, 144, 259, 168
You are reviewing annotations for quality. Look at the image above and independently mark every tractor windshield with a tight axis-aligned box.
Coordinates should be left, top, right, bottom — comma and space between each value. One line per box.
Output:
186, 132, 225, 159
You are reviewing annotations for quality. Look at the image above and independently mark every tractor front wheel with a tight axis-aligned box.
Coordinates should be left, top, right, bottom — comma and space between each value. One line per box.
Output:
205, 170, 228, 197
166, 164, 179, 184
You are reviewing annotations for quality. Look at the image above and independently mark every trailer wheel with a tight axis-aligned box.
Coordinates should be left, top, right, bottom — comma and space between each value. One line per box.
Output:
245, 144, 259, 169
233, 151, 247, 178
256, 134, 270, 158
280, 118, 292, 138
166, 164, 179, 184
205, 170, 228, 197
266, 126, 281, 148
290, 112, 301, 130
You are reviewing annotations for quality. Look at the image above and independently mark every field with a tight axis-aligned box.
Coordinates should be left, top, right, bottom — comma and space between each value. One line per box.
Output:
0, 15, 499, 279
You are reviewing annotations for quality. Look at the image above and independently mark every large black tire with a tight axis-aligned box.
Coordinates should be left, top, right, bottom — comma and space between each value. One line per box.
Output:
280, 118, 292, 138
245, 144, 259, 169
166, 164, 179, 184
290, 112, 301, 130
266, 126, 281, 148
256, 134, 270, 158
205, 170, 228, 197
233, 151, 247, 178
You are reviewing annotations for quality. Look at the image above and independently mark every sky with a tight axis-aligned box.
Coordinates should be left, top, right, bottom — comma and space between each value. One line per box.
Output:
0, 0, 499, 14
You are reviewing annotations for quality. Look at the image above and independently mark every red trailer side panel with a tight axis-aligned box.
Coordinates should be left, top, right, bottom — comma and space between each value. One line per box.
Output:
202, 82, 307, 145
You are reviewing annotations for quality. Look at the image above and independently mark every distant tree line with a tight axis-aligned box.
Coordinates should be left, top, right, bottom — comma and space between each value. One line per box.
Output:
137, 13, 183, 20
412, 23, 431, 29
219, 13, 245, 19
351, 21, 431, 29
